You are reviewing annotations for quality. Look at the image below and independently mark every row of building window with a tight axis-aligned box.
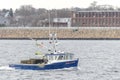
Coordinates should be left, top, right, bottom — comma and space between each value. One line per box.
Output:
72, 11, 120, 26
75, 12, 120, 17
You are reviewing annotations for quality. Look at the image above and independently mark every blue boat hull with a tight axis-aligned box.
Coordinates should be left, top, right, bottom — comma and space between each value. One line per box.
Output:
9, 59, 79, 70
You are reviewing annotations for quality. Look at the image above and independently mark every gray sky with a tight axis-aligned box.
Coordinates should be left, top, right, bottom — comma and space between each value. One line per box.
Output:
0, 0, 120, 10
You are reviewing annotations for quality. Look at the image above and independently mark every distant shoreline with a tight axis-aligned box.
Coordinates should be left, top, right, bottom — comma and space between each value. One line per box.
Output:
0, 38, 120, 40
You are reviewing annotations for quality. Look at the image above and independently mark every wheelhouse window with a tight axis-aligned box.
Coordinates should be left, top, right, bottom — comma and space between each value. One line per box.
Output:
45, 53, 74, 60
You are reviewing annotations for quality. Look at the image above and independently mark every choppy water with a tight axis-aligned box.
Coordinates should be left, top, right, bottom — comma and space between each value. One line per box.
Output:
0, 40, 120, 80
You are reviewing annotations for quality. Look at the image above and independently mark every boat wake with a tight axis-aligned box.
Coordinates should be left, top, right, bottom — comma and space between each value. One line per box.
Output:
0, 65, 15, 71
54, 67, 79, 71
77, 66, 80, 70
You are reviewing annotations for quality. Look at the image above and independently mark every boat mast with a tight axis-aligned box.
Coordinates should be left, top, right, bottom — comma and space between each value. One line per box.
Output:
52, 33, 57, 53
48, 10, 57, 53
55, 10, 58, 44
48, 10, 51, 41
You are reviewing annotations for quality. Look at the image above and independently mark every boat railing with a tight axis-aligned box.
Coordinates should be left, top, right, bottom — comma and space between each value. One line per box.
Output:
45, 53, 74, 61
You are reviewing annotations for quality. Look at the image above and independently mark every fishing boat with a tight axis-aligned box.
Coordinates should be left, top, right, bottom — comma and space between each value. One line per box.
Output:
9, 33, 79, 70
9, 53, 79, 70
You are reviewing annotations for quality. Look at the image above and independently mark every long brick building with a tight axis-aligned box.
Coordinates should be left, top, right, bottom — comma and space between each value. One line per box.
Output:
72, 11, 120, 27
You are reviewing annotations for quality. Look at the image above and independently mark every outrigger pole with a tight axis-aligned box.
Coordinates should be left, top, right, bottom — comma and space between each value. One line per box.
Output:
28, 37, 52, 52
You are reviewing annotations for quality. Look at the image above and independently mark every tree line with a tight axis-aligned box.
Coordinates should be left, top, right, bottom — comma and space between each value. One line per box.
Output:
1, 1, 120, 27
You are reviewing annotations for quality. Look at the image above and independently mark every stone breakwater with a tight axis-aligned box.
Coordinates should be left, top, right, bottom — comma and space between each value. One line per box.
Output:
0, 27, 120, 40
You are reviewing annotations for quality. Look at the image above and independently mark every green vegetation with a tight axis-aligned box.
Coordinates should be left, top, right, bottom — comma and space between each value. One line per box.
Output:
0, 24, 6, 27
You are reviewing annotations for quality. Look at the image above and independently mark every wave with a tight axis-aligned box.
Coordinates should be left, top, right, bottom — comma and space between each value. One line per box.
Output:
0, 65, 15, 71
52, 67, 80, 71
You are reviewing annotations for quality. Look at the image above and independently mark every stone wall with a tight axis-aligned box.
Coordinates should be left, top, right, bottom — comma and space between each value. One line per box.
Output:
0, 27, 120, 39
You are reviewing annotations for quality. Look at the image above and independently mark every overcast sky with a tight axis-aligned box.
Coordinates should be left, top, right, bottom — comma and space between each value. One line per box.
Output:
0, 0, 120, 10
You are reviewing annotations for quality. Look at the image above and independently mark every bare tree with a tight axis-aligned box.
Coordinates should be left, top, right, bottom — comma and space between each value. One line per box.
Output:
15, 5, 36, 26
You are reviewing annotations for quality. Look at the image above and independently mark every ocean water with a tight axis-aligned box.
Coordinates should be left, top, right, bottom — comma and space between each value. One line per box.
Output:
0, 40, 120, 80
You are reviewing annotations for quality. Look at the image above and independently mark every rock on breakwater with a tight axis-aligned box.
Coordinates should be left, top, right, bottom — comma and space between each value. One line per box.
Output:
0, 27, 120, 40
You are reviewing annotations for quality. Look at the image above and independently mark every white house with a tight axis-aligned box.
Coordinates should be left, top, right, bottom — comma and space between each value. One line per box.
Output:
0, 11, 12, 26
0, 15, 10, 26
53, 18, 71, 27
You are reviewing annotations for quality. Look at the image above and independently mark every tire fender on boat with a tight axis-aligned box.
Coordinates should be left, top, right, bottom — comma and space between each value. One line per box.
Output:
38, 63, 45, 68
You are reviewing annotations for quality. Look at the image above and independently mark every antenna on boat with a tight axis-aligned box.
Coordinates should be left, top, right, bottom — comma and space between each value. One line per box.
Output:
48, 10, 58, 53
48, 10, 51, 41
55, 10, 58, 44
